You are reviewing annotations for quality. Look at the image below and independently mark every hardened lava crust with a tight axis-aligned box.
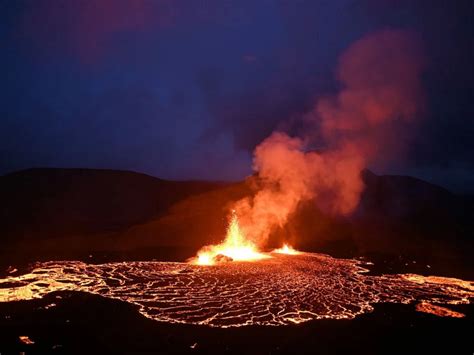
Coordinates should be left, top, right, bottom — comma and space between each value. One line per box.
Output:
0, 253, 472, 327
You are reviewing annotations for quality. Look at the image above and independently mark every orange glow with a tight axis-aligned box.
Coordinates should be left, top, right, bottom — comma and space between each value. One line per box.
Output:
191, 211, 269, 265
416, 302, 465, 318
19, 336, 35, 345
0, 255, 472, 327
272, 243, 301, 255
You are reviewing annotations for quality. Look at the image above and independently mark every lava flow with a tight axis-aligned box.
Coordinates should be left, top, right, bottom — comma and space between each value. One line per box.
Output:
0, 214, 472, 327
0, 253, 472, 328
191, 211, 270, 265
1, 214, 472, 328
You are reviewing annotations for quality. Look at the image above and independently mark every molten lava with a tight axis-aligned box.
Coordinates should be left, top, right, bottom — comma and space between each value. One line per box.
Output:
416, 302, 465, 318
1, 254, 472, 327
272, 244, 301, 255
192, 211, 269, 265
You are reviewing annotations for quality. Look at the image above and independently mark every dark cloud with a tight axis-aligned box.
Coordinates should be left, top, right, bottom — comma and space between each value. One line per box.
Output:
16, 0, 263, 64
0, 0, 473, 191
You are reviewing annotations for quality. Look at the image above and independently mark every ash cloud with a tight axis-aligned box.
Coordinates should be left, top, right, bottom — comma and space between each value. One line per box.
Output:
234, 29, 425, 246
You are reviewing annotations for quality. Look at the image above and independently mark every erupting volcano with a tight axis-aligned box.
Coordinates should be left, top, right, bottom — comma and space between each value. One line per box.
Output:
1, 0, 473, 352
0, 28, 470, 331
1, 10, 472, 350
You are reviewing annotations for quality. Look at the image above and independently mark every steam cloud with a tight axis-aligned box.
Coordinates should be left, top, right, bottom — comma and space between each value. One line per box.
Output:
234, 29, 425, 246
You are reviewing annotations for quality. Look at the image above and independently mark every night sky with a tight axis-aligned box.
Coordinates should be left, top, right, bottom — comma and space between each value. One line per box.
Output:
1, 1, 473, 192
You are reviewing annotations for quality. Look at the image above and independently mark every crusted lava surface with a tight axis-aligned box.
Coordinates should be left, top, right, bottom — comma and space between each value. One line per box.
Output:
1, 253, 472, 328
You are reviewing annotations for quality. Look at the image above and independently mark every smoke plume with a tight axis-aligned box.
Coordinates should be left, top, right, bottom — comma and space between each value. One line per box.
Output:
234, 29, 425, 246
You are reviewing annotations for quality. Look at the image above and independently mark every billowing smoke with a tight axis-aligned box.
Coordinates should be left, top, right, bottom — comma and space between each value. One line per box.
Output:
234, 29, 425, 245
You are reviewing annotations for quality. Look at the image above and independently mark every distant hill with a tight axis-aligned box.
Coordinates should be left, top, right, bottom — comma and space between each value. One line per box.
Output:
0, 168, 472, 271
0, 168, 226, 251
287, 170, 473, 258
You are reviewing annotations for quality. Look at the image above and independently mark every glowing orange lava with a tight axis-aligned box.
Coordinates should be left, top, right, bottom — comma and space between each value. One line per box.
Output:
19, 336, 34, 345
0, 254, 472, 327
416, 301, 465, 318
191, 211, 269, 265
272, 244, 301, 255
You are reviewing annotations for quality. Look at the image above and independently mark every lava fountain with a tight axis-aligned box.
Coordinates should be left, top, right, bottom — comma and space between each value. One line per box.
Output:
191, 211, 270, 265
272, 244, 301, 255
